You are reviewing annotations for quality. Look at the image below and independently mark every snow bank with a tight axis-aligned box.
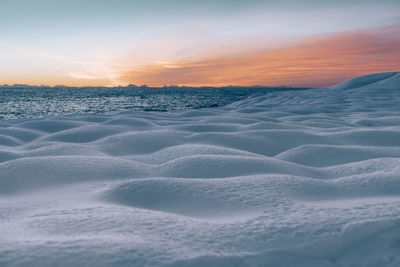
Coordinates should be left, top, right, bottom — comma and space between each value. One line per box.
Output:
1, 72, 400, 266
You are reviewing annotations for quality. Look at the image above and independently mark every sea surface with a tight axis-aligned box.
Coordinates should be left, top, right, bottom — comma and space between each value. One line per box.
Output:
0, 85, 305, 120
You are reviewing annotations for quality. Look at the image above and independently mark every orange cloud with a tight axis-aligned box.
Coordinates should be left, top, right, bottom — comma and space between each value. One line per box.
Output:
117, 25, 400, 87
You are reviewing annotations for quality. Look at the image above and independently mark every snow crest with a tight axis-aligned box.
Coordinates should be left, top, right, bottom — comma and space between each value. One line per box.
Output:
1, 72, 400, 266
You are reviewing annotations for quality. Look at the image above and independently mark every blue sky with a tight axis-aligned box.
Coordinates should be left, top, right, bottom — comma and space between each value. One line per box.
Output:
0, 0, 399, 86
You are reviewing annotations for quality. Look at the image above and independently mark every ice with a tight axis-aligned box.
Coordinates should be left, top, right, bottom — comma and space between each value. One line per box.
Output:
1, 72, 400, 266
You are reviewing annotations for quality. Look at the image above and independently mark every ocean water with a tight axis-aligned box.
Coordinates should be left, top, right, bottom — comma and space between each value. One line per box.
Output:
0, 85, 305, 120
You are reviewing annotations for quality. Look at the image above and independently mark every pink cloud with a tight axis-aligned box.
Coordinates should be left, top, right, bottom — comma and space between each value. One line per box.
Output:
117, 25, 400, 87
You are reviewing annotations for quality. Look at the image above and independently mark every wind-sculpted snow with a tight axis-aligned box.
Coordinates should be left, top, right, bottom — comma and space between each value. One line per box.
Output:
1, 72, 400, 266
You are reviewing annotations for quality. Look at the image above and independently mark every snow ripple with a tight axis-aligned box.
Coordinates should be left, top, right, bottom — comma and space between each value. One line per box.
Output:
1, 72, 400, 266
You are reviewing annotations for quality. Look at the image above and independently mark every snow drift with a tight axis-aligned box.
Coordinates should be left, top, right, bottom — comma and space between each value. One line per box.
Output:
1, 72, 400, 266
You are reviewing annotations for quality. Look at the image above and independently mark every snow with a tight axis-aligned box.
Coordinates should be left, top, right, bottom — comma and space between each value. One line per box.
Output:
1, 72, 400, 266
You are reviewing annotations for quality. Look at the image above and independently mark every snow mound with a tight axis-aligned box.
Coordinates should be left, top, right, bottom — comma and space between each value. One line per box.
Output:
1, 72, 400, 266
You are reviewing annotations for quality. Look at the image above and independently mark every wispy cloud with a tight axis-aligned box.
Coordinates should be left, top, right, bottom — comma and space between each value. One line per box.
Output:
0, 45, 117, 86
69, 72, 99, 80
116, 25, 400, 87
0, 46, 98, 65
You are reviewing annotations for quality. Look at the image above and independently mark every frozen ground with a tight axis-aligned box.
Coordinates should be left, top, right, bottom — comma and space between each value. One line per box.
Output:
1, 72, 400, 266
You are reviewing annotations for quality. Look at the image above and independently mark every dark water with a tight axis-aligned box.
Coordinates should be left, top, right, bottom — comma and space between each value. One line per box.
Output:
0, 85, 306, 120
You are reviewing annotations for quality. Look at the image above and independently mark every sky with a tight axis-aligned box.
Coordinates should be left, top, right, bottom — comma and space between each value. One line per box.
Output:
0, 0, 399, 87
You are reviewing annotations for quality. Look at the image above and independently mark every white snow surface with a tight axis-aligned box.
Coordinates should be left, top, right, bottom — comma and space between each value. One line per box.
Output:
1, 72, 400, 266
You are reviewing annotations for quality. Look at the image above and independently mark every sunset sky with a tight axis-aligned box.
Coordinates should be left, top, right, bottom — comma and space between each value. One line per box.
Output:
1, 0, 399, 87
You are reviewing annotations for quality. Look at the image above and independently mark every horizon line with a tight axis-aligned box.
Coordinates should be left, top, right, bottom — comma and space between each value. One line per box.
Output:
2, 70, 399, 89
